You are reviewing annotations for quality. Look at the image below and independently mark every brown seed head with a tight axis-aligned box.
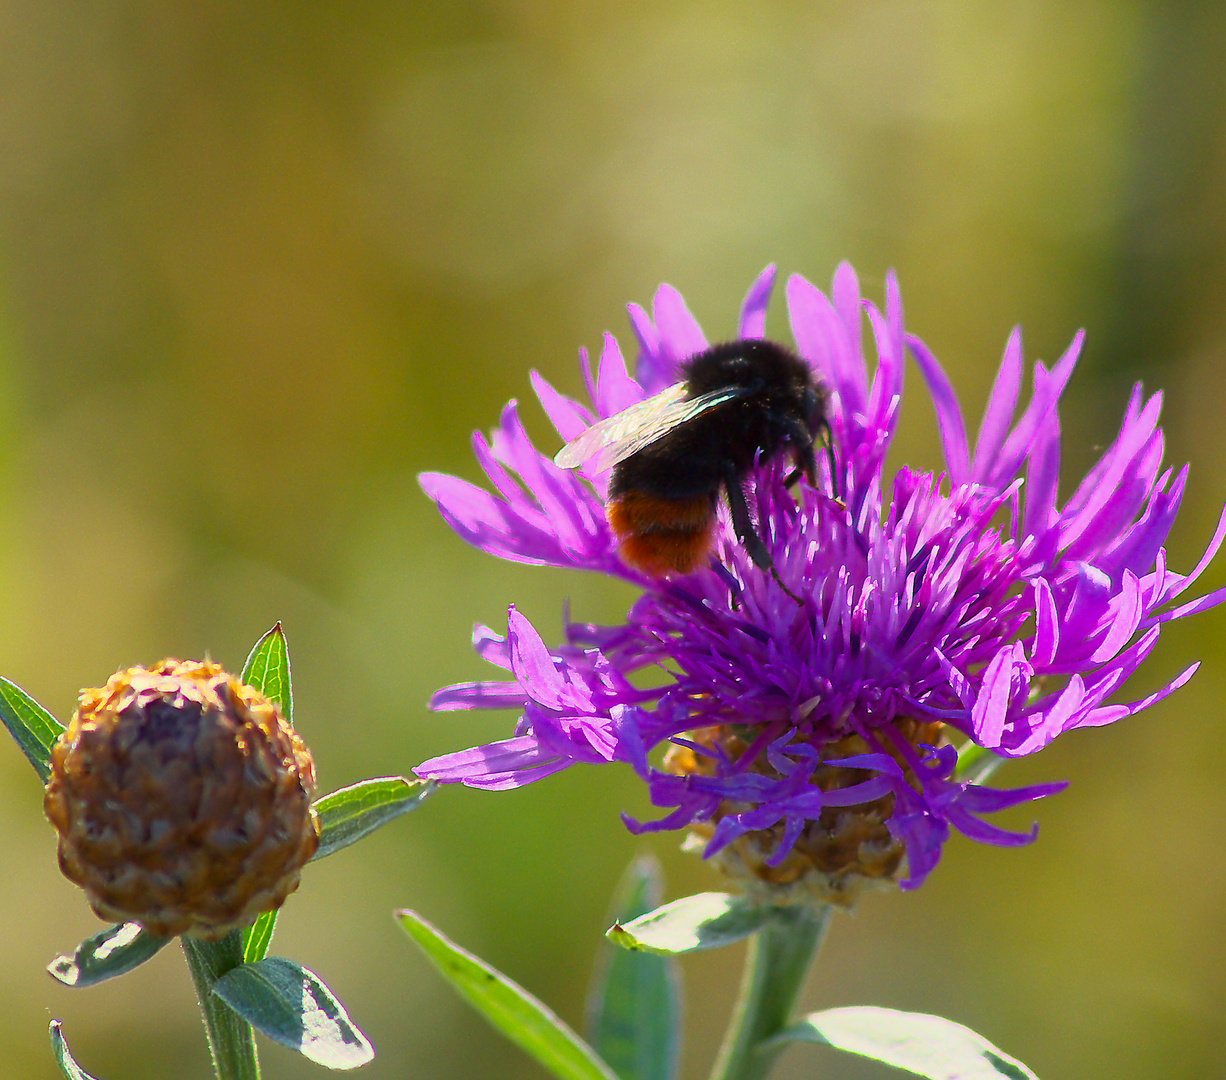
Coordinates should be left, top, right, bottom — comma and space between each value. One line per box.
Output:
44, 659, 320, 939
667, 719, 945, 909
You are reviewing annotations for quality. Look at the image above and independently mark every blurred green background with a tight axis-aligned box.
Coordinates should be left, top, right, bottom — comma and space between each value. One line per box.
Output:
0, 2, 1224, 1078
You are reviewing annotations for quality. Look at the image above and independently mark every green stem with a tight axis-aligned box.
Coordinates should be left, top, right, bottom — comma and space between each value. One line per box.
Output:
707, 904, 832, 1080
181, 932, 260, 1080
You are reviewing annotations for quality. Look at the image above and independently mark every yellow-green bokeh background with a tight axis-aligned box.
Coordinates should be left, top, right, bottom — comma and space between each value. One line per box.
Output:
1, 3, 1225, 1078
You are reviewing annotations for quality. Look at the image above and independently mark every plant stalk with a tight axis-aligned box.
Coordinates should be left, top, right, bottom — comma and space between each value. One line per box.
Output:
182, 932, 260, 1080
707, 903, 832, 1080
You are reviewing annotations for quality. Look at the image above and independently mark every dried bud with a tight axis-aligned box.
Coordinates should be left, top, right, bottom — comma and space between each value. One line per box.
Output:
44, 659, 319, 939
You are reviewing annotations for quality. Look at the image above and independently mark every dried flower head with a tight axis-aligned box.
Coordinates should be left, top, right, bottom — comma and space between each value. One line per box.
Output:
415, 264, 1226, 903
44, 659, 319, 939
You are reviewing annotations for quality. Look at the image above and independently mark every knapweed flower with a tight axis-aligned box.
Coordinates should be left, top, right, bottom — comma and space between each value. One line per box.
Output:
416, 264, 1226, 904
45, 659, 320, 938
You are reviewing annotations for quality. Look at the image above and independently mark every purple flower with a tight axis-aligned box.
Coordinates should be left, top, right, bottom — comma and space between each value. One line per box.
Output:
416, 264, 1226, 898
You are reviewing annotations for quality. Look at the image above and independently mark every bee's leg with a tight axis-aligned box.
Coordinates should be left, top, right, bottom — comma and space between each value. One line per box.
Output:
772, 414, 818, 488
723, 469, 803, 605
821, 420, 841, 500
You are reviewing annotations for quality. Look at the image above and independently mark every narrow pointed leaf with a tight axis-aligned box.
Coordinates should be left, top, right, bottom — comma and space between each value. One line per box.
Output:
311, 776, 436, 862
49, 1021, 104, 1080
762, 1006, 1038, 1079
606, 893, 776, 955
211, 957, 373, 1070
0, 676, 64, 781
398, 908, 619, 1080
235, 623, 293, 963
48, 923, 171, 988
585, 856, 682, 1080
241, 911, 278, 964
241, 623, 292, 723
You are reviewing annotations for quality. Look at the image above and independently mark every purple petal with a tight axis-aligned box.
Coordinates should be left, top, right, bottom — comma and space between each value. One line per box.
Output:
970, 646, 1013, 748
956, 780, 1068, 813
988, 330, 1083, 488
864, 302, 901, 435
653, 283, 707, 361
738, 264, 776, 339
1031, 578, 1059, 668
508, 606, 578, 710
1125, 660, 1199, 712
1149, 582, 1226, 626
972, 326, 1023, 481
831, 262, 869, 402
906, 334, 971, 485
1089, 571, 1143, 663
627, 302, 676, 395
1022, 400, 1059, 540
944, 805, 1038, 847
472, 624, 512, 669
1060, 391, 1163, 554
462, 758, 573, 791
1154, 498, 1226, 607
430, 681, 527, 711
531, 370, 593, 442
596, 333, 645, 418
420, 471, 562, 566
416, 735, 556, 785
786, 273, 863, 419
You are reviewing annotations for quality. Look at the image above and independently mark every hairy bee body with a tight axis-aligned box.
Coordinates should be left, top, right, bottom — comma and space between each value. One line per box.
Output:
590, 339, 827, 589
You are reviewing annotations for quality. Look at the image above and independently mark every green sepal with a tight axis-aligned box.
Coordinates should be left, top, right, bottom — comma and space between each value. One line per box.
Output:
211, 957, 373, 1071
585, 856, 682, 1080
241, 911, 277, 964
398, 908, 619, 1080
954, 742, 1006, 784
48, 922, 171, 988
606, 893, 776, 955
311, 776, 435, 862
760, 1006, 1038, 1079
241, 622, 292, 723
0, 676, 64, 781
49, 1021, 104, 1080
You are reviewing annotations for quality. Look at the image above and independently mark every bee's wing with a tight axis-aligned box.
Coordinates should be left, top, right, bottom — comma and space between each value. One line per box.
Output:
555, 382, 747, 472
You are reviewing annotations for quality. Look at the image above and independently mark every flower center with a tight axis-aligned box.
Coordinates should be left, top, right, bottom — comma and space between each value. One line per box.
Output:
665, 717, 945, 906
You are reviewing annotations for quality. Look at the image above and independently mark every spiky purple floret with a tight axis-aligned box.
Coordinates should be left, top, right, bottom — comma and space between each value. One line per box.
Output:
416, 263, 1226, 889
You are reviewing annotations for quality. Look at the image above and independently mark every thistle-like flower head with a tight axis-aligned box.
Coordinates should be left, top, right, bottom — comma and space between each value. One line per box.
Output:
416, 264, 1226, 900
45, 659, 319, 938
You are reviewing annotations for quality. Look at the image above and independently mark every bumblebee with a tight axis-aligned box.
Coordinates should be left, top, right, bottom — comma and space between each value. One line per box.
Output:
555, 339, 830, 601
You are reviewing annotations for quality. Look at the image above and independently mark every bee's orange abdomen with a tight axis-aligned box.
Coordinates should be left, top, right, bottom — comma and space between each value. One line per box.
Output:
607, 493, 715, 576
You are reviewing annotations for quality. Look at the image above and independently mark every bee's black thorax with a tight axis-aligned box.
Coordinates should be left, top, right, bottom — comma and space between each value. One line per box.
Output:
608, 339, 823, 503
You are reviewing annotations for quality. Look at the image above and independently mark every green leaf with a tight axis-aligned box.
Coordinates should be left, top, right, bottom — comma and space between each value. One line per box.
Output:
49, 1021, 104, 1080
954, 742, 1006, 785
311, 776, 435, 862
48, 923, 171, 988
585, 856, 681, 1080
235, 624, 294, 963
398, 908, 619, 1080
606, 893, 776, 955
762, 1006, 1038, 1080
211, 957, 373, 1071
0, 676, 64, 781
241, 911, 278, 964
241, 622, 292, 723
